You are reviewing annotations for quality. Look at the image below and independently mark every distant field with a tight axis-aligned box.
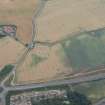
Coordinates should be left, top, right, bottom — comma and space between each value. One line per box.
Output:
0, 0, 39, 44
36, 0, 105, 42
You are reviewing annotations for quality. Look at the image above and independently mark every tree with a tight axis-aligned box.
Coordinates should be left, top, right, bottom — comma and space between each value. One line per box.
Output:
66, 90, 92, 105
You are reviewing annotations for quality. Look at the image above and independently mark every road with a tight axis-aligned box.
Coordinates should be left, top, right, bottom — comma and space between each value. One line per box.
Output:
7, 69, 105, 91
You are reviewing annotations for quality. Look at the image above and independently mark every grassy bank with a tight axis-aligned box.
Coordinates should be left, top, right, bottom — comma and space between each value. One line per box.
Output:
72, 79, 105, 103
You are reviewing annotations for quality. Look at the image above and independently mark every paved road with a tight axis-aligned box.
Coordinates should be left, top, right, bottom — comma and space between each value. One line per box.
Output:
7, 70, 105, 91
32, 0, 48, 43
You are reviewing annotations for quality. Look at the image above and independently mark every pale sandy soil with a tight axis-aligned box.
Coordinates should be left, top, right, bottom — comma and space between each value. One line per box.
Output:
0, 0, 39, 44
36, 0, 105, 42
16, 44, 72, 84
0, 37, 25, 69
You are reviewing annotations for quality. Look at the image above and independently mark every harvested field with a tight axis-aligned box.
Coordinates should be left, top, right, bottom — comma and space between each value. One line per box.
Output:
0, 36, 25, 68
0, 0, 39, 44
36, 0, 105, 42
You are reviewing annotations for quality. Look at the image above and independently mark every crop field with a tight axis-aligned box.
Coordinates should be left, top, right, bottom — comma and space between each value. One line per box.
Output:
61, 28, 105, 71
36, 0, 105, 42
0, 0, 39, 44
0, 36, 25, 69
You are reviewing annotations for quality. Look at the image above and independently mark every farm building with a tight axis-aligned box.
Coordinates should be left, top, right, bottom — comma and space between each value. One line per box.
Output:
0, 25, 17, 37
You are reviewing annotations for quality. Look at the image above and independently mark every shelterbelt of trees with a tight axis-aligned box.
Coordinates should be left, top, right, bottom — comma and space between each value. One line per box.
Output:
0, 64, 14, 81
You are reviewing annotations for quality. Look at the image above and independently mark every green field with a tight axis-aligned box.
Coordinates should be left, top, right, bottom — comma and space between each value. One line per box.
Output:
73, 79, 105, 103
31, 54, 46, 67
61, 28, 105, 71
